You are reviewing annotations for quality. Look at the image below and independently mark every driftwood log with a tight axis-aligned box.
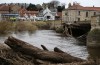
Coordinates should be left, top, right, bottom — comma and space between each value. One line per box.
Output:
5, 36, 84, 63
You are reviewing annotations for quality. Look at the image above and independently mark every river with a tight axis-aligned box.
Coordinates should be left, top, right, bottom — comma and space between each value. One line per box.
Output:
0, 30, 89, 60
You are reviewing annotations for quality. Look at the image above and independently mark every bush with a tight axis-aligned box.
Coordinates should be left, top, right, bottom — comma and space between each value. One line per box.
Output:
87, 28, 100, 48
55, 27, 64, 33
34, 21, 50, 29
0, 22, 14, 34
15, 22, 38, 32
33, 22, 46, 29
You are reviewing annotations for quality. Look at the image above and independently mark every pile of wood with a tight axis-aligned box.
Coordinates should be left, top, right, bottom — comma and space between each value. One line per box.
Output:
0, 36, 97, 65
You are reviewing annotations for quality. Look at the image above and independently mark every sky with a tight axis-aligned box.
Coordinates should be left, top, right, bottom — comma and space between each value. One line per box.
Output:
0, 0, 100, 8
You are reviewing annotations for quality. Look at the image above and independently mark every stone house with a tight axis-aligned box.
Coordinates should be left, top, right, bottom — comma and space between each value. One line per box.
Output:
62, 2, 100, 24
0, 4, 20, 21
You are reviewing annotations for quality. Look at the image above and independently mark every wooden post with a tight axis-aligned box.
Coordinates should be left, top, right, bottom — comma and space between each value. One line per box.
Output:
69, 25, 73, 36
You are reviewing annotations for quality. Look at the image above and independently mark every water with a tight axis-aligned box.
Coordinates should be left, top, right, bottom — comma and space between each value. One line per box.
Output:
0, 30, 89, 59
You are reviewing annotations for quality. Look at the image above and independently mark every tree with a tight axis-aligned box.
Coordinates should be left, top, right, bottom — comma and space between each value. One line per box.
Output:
36, 4, 43, 11
49, 0, 60, 8
27, 3, 38, 11
57, 5, 65, 12
49, 0, 65, 12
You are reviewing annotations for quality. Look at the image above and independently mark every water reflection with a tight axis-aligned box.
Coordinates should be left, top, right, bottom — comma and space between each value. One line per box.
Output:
0, 30, 88, 59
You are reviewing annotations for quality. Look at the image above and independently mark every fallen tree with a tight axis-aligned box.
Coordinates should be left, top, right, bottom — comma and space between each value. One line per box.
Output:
5, 36, 84, 63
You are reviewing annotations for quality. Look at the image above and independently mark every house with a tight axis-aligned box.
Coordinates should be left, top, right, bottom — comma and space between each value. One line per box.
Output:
91, 15, 100, 29
0, 5, 10, 14
62, 2, 100, 24
0, 4, 21, 21
11, 4, 21, 14
18, 7, 39, 21
36, 7, 57, 21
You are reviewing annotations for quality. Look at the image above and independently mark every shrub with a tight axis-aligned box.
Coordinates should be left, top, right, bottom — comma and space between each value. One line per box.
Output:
34, 21, 50, 29
55, 27, 64, 33
15, 22, 38, 32
0, 22, 14, 34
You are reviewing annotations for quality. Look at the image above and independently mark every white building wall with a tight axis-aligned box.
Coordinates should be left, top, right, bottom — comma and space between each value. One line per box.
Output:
0, 14, 2, 21
44, 12, 55, 21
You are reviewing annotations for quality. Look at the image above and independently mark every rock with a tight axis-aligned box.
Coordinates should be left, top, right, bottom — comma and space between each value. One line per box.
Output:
87, 28, 100, 59
87, 28, 100, 48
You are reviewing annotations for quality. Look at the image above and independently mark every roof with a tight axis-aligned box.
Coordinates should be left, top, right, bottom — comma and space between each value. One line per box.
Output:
67, 4, 100, 11
0, 5, 10, 11
2, 14, 19, 16
26, 11, 39, 14
51, 12, 57, 16
50, 8, 57, 12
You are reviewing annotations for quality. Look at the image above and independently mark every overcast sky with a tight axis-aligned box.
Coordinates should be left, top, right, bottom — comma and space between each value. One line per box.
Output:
0, 0, 100, 8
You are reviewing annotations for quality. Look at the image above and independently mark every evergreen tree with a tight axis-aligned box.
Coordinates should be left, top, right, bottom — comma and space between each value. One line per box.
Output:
27, 3, 38, 11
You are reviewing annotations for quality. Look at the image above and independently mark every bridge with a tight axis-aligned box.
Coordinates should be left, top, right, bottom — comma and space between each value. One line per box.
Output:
63, 21, 91, 37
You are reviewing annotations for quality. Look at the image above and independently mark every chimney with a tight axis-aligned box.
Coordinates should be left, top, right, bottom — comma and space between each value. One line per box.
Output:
73, 2, 76, 6
68, 3, 71, 8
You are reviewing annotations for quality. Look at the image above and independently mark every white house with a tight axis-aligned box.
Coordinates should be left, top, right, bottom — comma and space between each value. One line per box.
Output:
36, 7, 57, 21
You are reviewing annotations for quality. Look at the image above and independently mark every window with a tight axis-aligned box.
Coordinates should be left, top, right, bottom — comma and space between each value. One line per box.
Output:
78, 18, 80, 21
86, 12, 88, 17
78, 11, 80, 15
65, 12, 68, 16
47, 16, 50, 19
94, 12, 96, 16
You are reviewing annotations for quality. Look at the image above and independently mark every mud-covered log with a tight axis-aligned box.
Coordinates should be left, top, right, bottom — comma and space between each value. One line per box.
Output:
5, 36, 84, 63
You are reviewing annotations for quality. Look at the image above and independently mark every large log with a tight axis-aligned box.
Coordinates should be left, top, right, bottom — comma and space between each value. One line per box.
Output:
5, 36, 84, 63
0, 57, 13, 65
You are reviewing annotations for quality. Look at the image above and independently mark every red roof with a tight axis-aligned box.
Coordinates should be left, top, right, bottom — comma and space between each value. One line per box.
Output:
26, 11, 39, 15
19, 7, 39, 17
0, 5, 10, 11
68, 4, 100, 11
